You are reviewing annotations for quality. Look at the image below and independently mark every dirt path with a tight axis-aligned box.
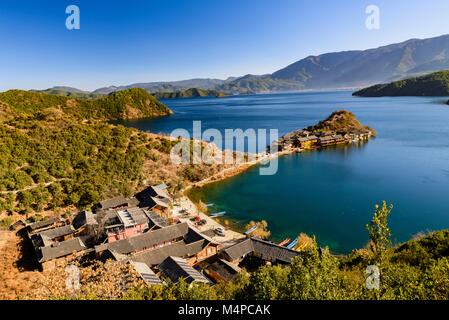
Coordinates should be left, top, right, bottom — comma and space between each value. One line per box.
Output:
0, 178, 69, 195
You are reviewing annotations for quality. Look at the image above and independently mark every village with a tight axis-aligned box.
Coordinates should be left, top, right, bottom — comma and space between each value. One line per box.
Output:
7, 112, 377, 289
271, 128, 375, 153
10, 183, 304, 287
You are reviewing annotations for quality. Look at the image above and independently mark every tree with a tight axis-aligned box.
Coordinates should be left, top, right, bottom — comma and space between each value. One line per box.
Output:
366, 201, 393, 266
244, 220, 271, 240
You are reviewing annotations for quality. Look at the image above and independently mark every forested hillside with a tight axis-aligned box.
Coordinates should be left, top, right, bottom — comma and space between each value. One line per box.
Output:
0, 88, 173, 121
353, 70, 449, 97
0, 88, 230, 217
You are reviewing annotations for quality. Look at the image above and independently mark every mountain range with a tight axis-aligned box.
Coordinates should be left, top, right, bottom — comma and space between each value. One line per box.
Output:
43, 34, 449, 95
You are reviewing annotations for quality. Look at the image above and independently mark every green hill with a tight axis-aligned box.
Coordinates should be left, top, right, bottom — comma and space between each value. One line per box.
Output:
306, 110, 376, 135
353, 70, 449, 97
152, 88, 228, 99
0, 88, 173, 121
216, 74, 304, 94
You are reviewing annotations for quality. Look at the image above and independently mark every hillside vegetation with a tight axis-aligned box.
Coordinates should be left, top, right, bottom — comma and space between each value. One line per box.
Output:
306, 110, 376, 135
152, 88, 227, 99
0, 88, 234, 216
0, 88, 173, 121
353, 70, 449, 97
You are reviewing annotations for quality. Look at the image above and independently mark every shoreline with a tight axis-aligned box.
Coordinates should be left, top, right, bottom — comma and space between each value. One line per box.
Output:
179, 140, 375, 247
178, 148, 300, 245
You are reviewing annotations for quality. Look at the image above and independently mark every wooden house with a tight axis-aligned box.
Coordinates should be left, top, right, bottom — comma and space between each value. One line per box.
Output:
204, 258, 241, 283
220, 237, 300, 266
158, 256, 212, 285
105, 207, 150, 243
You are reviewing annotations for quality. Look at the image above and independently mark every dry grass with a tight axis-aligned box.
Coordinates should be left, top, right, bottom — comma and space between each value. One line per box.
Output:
0, 230, 45, 299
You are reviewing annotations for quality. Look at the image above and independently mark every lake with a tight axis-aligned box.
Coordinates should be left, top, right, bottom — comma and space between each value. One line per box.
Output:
116, 91, 449, 253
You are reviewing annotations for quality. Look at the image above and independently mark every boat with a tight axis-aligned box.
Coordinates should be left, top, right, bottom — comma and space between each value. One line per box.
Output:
202, 203, 214, 207
244, 225, 258, 235
278, 238, 290, 246
286, 238, 298, 249
210, 211, 226, 217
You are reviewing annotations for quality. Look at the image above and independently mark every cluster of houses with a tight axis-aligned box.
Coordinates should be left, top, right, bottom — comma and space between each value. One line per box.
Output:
15, 184, 304, 287
271, 129, 374, 152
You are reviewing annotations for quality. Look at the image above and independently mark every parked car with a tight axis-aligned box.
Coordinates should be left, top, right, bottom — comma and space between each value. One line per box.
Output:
215, 227, 225, 236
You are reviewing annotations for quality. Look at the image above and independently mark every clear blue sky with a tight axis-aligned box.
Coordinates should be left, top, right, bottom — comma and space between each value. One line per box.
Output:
1, 0, 449, 91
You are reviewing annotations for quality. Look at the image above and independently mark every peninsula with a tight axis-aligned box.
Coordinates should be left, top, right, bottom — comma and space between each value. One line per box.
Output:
271, 110, 376, 152
353, 70, 449, 97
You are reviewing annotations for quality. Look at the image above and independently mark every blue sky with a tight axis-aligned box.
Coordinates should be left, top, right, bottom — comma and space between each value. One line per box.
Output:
1, 0, 449, 91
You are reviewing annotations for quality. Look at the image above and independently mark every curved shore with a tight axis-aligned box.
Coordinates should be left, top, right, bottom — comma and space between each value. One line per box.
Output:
178, 149, 299, 245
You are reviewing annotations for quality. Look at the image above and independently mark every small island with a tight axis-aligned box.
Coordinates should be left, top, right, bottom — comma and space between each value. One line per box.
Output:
270, 110, 376, 152
353, 70, 449, 97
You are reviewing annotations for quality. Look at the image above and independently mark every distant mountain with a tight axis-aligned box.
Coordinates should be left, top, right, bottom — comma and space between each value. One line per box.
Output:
152, 88, 227, 99
220, 34, 449, 93
353, 70, 449, 97
92, 78, 233, 95
50, 86, 89, 93
49, 34, 449, 95
216, 74, 305, 94
31, 88, 105, 100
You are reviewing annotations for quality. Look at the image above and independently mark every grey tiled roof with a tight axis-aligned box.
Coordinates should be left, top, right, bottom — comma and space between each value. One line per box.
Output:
221, 238, 254, 261
99, 195, 128, 209
145, 210, 169, 228
72, 211, 98, 230
116, 207, 149, 227
95, 222, 189, 255
149, 197, 169, 209
206, 259, 241, 282
221, 238, 300, 264
131, 262, 162, 285
131, 234, 212, 266
38, 225, 76, 240
29, 217, 61, 231
159, 256, 211, 285
38, 238, 87, 262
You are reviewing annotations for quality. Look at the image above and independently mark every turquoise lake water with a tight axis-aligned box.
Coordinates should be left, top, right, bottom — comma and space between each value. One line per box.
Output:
116, 91, 449, 253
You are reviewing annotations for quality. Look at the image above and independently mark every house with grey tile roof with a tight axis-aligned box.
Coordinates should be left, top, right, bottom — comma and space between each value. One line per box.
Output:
204, 258, 241, 283
97, 195, 130, 210
145, 210, 169, 230
221, 237, 301, 265
130, 261, 162, 285
28, 217, 64, 233
95, 222, 190, 256
38, 225, 76, 241
159, 256, 212, 285
36, 237, 89, 265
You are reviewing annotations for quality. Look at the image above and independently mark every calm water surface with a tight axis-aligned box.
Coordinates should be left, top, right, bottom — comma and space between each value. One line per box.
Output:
117, 92, 449, 253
